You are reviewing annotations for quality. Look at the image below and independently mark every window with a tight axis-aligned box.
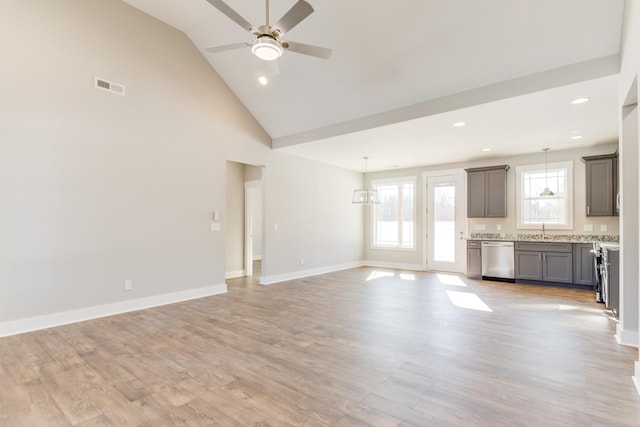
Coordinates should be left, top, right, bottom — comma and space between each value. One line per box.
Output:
372, 177, 416, 249
516, 161, 573, 229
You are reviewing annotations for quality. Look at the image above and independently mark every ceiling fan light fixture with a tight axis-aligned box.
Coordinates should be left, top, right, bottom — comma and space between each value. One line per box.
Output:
251, 36, 283, 61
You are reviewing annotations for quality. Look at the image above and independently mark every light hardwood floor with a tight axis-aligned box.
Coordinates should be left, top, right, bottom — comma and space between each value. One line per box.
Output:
1, 266, 640, 426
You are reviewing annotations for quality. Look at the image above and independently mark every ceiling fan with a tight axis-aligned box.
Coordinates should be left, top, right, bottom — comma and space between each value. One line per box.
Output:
204, 0, 332, 61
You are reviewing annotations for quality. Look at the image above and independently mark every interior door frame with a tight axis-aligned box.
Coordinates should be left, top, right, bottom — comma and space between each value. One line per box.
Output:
422, 169, 467, 272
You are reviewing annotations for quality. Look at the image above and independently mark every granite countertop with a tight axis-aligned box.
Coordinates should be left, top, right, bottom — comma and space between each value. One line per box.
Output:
469, 233, 620, 244
600, 242, 621, 251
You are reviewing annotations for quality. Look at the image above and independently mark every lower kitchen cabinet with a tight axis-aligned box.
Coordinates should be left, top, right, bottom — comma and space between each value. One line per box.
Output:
514, 242, 573, 284
573, 243, 595, 286
544, 252, 573, 283
467, 240, 482, 278
515, 251, 542, 280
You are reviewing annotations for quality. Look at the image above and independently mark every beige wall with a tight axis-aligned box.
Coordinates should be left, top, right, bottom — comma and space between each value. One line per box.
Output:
0, 0, 363, 327
225, 161, 245, 274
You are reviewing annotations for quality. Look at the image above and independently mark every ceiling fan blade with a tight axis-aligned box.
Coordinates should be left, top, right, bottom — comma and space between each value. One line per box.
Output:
284, 41, 332, 59
205, 42, 250, 53
204, 0, 256, 32
271, 0, 314, 35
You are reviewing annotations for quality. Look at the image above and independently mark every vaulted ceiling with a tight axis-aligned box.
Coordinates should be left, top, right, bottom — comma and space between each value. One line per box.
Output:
123, 0, 624, 171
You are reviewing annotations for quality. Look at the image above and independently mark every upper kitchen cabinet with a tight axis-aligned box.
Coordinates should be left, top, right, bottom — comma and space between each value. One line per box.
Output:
465, 165, 509, 218
582, 153, 618, 216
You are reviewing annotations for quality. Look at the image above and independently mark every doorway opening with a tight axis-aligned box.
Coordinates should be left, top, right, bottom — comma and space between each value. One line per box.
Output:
225, 161, 264, 286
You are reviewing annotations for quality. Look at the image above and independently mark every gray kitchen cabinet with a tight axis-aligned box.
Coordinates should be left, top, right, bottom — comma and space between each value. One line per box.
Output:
544, 252, 573, 283
514, 242, 573, 283
573, 243, 595, 286
515, 251, 543, 280
583, 153, 617, 216
465, 165, 508, 218
467, 240, 482, 278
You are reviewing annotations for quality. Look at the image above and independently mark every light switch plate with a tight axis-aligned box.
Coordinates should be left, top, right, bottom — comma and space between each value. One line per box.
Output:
210, 222, 221, 231
601, 224, 608, 232
474, 224, 486, 231
584, 224, 593, 232
496, 224, 502, 231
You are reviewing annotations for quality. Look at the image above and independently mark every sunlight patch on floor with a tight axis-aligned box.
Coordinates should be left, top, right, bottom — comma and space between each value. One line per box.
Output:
367, 271, 395, 281
400, 273, 415, 281
437, 274, 467, 287
446, 290, 493, 312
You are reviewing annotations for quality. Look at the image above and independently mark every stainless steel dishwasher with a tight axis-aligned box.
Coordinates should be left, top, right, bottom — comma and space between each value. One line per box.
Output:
481, 241, 515, 280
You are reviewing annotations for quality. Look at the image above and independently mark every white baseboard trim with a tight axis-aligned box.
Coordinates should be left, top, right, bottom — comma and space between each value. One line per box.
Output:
0, 283, 227, 338
634, 362, 640, 396
260, 261, 364, 285
615, 323, 639, 348
225, 270, 246, 279
362, 260, 426, 271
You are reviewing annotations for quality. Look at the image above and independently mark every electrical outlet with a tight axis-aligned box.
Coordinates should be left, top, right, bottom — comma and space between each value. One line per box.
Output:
300, 257, 304, 265
496, 224, 502, 231
124, 279, 133, 291
601, 224, 608, 232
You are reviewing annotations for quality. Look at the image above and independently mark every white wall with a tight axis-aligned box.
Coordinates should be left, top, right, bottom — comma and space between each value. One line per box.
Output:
618, 0, 640, 387
364, 144, 620, 268
0, 0, 363, 333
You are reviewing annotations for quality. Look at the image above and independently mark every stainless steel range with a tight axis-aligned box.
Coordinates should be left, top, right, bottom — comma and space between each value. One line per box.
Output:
591, 241, 620, 318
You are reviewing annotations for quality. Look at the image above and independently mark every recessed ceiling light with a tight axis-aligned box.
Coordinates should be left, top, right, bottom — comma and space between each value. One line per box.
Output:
453, 121, 466, 127
258, 76, 268, 86
570, 135, 583, 140
481, 148, 492, 152
571, 97, 591, 105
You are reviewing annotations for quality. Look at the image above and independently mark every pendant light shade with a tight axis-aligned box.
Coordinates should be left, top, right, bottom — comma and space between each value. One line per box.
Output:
352, 157, 380, 204
540, 148, 555, 197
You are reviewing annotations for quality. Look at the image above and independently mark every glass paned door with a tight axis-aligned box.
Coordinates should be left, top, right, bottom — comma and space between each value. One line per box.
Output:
427, 174, 466, 273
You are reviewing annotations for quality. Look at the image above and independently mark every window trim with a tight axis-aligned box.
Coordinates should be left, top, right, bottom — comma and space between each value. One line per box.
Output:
370, 176, 417, 250
515, 161, 574, 230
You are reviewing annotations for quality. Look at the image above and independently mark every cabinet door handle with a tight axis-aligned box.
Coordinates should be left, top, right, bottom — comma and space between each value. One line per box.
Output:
587, 206, 590, 215
539, 253, 541, 262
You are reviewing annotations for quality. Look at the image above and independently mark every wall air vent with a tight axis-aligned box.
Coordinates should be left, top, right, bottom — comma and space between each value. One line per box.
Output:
94, 77, 125, 96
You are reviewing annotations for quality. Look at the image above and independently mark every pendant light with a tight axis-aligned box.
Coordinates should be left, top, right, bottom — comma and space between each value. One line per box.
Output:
352, 157, 380, 204
540, 148, 555, 197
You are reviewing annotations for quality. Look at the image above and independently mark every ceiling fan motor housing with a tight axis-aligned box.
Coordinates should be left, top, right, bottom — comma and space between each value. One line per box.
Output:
251, 36, 283, 61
